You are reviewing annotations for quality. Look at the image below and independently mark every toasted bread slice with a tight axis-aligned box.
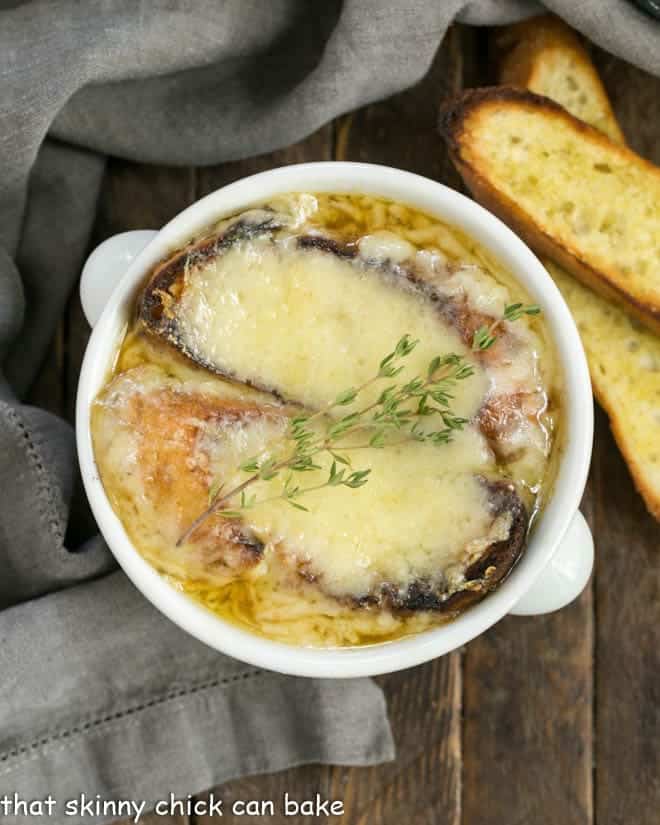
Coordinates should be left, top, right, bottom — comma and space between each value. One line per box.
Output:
93, 364, 528, 613
494, 16, 660, 520
140, 202, 554, 480
439, 87, 660, 335
546, 261, 660, 520
496, 15, 624, 143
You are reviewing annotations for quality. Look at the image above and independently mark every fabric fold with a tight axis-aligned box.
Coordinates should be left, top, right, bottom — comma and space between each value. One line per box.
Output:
0, 575, 394, 825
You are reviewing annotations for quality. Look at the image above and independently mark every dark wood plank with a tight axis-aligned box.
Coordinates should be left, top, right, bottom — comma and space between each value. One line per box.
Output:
460, 29, 595, 825
462, 461, 594, 824
345, 657, 461, 825
24, 322, 64, 416
591, 407, 660, 825
195, 26, 466, 825
196, 126, 332, 196
90, 162, 197, 237
462, 580, 594, 825
588, 48, 660, 825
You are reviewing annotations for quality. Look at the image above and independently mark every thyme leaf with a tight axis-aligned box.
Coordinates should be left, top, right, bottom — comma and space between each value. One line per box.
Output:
472, 303, 541, 351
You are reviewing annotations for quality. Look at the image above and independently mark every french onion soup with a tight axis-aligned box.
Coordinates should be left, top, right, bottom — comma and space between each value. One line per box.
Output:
91, 193, 561, 646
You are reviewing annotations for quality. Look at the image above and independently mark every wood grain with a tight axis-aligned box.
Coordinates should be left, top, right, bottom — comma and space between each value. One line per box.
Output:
591, 407, 660, 825
462, 576, 594, 825
458, 29, 596, 825
589, 49, 660, 825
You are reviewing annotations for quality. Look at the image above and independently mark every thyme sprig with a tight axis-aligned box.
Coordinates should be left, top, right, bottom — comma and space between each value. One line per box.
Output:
175, 334, 474, 546
472, 302, 540, 351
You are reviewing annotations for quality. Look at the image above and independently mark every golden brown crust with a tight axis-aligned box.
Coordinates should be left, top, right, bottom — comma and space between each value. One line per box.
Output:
447, 26, 660, 524
438, 86, 660, 336
486, 21, 660, 522
140, 215, 280, 332
126, 386, 267, 564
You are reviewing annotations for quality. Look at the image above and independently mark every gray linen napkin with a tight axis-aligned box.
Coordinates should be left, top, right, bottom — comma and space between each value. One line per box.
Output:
1, 1, 658, 820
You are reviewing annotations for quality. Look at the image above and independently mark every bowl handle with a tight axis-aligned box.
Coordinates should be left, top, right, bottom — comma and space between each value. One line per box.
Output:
80, 230, 158, 327
509, 511, 594, 616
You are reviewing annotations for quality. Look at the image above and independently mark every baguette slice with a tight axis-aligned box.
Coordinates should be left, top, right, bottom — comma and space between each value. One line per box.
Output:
439, 86, 660, 335
546, 260, 660, 520
496, 15, 660, 521
496, 15, 625, 143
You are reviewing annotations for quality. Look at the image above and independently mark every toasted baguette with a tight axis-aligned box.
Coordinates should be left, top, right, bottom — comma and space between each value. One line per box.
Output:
546, 260, 660, 520
439, 87, 660, 336
496, 15, 625, 143
495, 15, 660, 521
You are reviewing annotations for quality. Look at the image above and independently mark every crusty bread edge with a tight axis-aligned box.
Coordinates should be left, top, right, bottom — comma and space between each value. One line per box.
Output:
497, 23, 660, 521
499, 25, 660, 521
438, 86, 660, 336
496, 15, 625, 144
545, 264, 660, 521
486, 30, 660, 520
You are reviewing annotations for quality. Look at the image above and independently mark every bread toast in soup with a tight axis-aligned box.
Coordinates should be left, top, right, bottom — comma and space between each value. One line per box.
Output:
94, 363, 527, 614
495, 14, 660, 521
135, 205, 550, 610
92, 194, 559, 645
439, 87, 660, 335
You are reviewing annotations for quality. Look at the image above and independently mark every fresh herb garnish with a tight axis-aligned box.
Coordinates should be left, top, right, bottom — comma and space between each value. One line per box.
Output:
472, 302, 540, 351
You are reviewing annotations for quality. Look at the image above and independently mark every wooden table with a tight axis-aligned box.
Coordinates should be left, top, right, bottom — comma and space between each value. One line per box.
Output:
28, 25, 660, 825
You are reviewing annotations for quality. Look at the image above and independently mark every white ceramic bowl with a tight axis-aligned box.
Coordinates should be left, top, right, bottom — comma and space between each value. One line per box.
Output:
76, 162, 594, 678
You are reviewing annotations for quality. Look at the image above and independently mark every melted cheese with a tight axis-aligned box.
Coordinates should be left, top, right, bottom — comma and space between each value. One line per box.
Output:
174, 239, 488, 419
94, 365, 500, 599
91, 366, 285, 583
203, 416, 497, 598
